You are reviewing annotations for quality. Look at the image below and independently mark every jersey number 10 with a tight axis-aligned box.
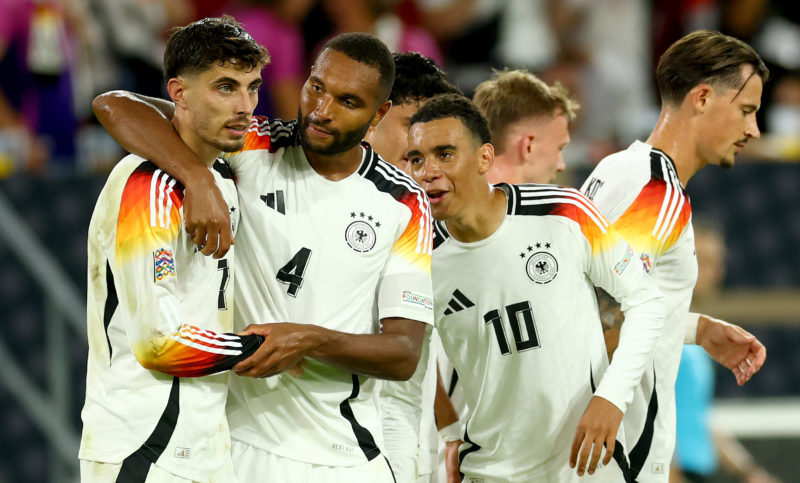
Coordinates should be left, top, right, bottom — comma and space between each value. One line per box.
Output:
484, 301, 541, 355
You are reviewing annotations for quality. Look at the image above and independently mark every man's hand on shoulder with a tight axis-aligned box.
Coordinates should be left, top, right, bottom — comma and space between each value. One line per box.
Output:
184, 170, 234, 258
697, 315, 766, 386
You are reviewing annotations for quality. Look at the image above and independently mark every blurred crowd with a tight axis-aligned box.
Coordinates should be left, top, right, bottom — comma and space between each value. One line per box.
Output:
2, 0, 800, 177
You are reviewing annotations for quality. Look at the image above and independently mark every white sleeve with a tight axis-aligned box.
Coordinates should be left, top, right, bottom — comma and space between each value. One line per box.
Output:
377, 198, 434, 324
112, 165, 258, 377
586, 226, 665, 413
379, 326, 433, 480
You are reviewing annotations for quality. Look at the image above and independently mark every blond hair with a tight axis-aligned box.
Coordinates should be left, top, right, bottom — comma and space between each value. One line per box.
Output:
473, 69, 579, 154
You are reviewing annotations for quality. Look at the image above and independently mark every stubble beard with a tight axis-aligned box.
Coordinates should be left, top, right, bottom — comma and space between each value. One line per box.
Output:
215, 138, 246, 154
299, 109, 372, 156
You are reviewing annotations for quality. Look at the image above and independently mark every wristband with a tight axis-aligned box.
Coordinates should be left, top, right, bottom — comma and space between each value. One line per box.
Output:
439, 421, 462, 443
685, 312, 701, 345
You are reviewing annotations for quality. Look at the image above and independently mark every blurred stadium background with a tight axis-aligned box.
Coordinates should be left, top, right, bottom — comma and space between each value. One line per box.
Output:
1, 0, 799, 482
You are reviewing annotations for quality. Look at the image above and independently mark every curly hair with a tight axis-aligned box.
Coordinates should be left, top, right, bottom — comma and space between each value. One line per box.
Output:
163, 15, 269, 81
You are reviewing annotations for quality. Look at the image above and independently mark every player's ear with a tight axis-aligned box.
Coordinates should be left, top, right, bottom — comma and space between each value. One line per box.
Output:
521, 135, 535, 163
167, 77, 188, 109
477, 142, 495, 175
371, 100, 392, 127
689, 83, 713, 113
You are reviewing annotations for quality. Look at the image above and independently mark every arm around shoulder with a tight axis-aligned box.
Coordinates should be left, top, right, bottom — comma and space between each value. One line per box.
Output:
92, 89, 233, 257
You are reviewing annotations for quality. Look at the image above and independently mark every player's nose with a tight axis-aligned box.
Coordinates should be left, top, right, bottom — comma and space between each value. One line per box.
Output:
419, 158, 442, 182
314, 95, 335, 122
745, 116, 760, 139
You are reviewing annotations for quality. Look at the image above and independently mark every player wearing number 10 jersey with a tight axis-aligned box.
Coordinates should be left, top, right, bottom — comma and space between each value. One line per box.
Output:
407, 95, 665, 482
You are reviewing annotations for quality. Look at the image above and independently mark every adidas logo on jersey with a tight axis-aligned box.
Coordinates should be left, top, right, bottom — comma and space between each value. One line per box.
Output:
260, 190, 285, 214
443, 289, 475, 315
174, 447, 191, 459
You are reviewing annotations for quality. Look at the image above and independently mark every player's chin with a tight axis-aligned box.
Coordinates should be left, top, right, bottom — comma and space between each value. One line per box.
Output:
219, 138, 246, 153
299, 133, 335, 154
430, 206, 447, 221
719, 156, 734, 170
430, 200, 453, 221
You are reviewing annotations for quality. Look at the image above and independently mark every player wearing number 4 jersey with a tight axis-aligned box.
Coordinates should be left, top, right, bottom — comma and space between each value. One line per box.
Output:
80, 17, 267, 482
406, 94, 665, 482
581, 31, 769, 482
224, 116, 433, 477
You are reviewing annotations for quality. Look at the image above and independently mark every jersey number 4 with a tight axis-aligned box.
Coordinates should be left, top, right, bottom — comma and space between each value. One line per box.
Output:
276, 248, 312, 297
484, 301, 541, 355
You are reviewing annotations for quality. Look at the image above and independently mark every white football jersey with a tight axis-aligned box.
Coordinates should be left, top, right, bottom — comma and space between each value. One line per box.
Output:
80, 156, 257, 482
433, 184, 664, 482
581, 140, 698, 482
224, 117, 434, 467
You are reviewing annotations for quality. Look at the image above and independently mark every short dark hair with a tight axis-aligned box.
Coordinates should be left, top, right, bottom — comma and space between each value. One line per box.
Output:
390, 52, 462, 105
657, 30, 769, 106
164, 15, 269, 82
410, 94, 491, 146
321, 32, 395, 102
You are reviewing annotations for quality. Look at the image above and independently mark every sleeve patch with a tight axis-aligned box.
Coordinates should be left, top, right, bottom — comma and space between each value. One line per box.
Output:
401, 290, 434, 310
640, 252, 653, 274
153, 248, 176, 282
613, 246, 634, 276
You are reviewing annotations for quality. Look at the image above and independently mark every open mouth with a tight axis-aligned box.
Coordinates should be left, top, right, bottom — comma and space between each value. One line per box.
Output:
426, 190, 448, 204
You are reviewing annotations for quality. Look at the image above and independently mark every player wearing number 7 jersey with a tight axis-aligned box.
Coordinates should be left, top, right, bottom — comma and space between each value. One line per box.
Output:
406, 94, 665, 482
80, 17, 267, 482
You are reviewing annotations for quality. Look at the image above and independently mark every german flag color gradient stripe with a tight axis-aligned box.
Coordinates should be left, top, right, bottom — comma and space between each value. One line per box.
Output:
391, 190, 433, 273
133, 324, 262, 378
612, 178, 691, 257
513, 185, 616, 254
363, 154, 433, 273
238, 116, 298, 153
116, 163, 184, 264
